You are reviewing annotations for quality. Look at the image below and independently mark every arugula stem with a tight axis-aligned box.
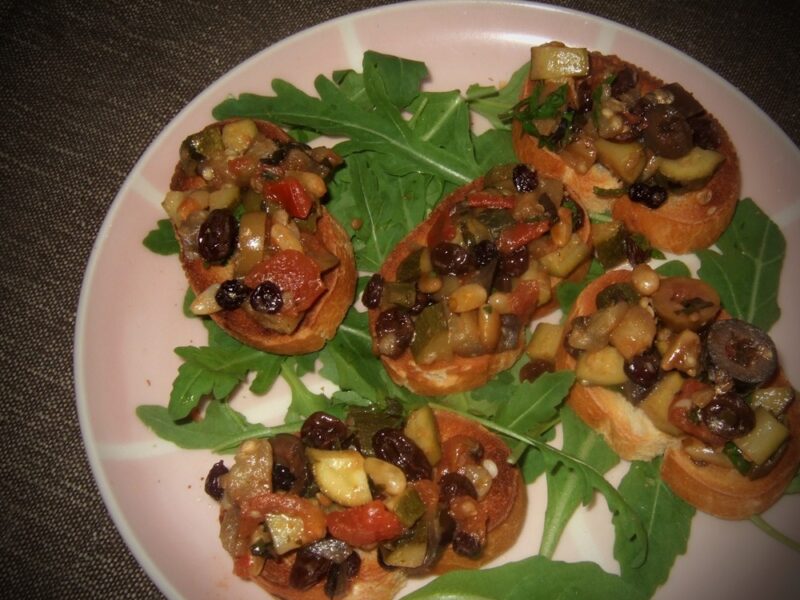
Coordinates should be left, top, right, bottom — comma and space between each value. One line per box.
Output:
508, 416, 561, 464
212, 422, 301, 453
750, 515, 800, 553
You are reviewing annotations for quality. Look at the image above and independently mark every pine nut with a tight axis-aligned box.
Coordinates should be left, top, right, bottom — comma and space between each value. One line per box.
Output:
418, 273, 442, 294
448, 284, 487, 313
477, 304, 500, 352
488, 291, 513, 314
190, 284, 222, 315
287, 170, 327, 199
364, 457, 407, 496
271, 222, 303, 252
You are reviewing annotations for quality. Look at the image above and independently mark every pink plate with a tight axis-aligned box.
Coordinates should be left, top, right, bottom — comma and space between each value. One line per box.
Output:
75, 1, 800, 599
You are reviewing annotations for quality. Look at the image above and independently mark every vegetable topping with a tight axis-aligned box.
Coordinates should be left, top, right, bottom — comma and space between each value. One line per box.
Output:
562, 267, 794, 479
164, 119, 343, 335
510, 42, 727, 201
208, 406, 513, 597
367, 163, 590, 365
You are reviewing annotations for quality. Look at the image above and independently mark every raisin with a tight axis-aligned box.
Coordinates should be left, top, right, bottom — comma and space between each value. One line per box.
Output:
250, 281, 283, 314
198, 209, 237, 262
512, 164, 538, 193
215, 279, 250, 309
204, 460, 228, 501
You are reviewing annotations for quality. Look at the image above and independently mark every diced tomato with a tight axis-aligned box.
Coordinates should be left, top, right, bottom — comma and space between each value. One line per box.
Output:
426, 209, 457, 247
227, 155, 257, 180
466, 191, 515, 210
326, 500, 405, 547
245, 250, 326, 314
262, 177, 314, 219
508, 279, 541, 318
497, 221, 551, 253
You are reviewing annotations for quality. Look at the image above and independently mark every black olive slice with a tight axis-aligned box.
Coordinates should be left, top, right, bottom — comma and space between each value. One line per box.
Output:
700, 391, 755, 440
706, 319, 778, 386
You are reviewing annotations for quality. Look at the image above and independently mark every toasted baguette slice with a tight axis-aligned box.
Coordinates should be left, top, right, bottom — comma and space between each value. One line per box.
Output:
555, 269, 681, 460
512, 49, 740, 254
661, 376, 800, 520
369, 175, 591, 396
244, 409, 525, 600
170, 119, 356, 355
557, 268, 800, 518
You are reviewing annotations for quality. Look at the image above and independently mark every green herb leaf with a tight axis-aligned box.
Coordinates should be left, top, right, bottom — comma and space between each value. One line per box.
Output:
167, 344, 284, 420
328, 157, 439, 272
143, 218, 179, 255
615, 459, 694, 596
136, 400, 284, 452
593, 186, 627, 198
281, 358, 333, 422
403, 554, 647, 600
557, 259, 605, 317
494, 370, 574, 463
362, 50, 429, 110
697, 198, 785, 330
213, 57, 480, 186
540, 406, 619, 558
656, 260, 691, 278
466, 61, 529, 130
473, 128, 517, 172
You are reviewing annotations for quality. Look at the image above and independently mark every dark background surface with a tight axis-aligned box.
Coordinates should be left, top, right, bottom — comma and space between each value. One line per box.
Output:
0, 1, 797, 598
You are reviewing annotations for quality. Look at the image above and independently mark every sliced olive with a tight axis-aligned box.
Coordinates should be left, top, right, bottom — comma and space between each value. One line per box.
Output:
651, 277, 720, 332
643, 104, 693, 159
706, 319, 778, 386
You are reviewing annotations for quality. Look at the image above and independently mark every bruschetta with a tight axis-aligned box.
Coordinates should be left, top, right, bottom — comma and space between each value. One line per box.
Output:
207, 405, 526, 600
553, 266, 800, 519
162, 118, 356, 354
364, 163, 591, 395
511, 42, 740, 254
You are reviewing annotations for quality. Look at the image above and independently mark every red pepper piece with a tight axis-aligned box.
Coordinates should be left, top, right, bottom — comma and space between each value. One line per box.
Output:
262, 177, 314, 219
497, 221, 551, 253
326, 500, 405, 547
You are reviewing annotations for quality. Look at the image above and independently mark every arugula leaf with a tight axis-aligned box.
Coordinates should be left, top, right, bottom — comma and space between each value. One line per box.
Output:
540, 406, 619, 558
494, 370, 574, 463
328, 157, 439, 272
697, 198, 785, 330
362, 51, 428, 110
656, 260, 691, 278
473, 128, 517, 172
556, 259, 605, 316
143, 218, 179, 255
167, 344, 284, 420
318, 307, 423, 409
466, 61, 529, 130
615, 459, 694, 597
281, 358, 332, 422
403, 555, 646, 600
136, 400, 287, 452
213, 57, 480, 185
